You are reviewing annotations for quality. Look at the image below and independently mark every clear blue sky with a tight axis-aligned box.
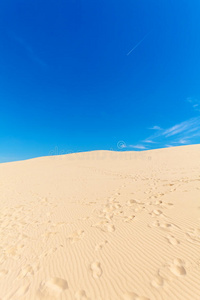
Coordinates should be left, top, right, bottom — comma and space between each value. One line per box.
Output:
1, 0, 200, 162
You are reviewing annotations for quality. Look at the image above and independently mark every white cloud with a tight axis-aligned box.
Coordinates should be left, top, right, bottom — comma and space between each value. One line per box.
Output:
163, 118, 200, 137
143, 139, 156, 143
136, 116, 200, 150
170, 138, 189, 145
130, 144, 147, 150
149, 126, 162, 130
177, 139, 188, 144
186, 97, 200, 112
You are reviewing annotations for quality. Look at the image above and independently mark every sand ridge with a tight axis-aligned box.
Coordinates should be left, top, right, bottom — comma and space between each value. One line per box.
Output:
0, 145, 200, 299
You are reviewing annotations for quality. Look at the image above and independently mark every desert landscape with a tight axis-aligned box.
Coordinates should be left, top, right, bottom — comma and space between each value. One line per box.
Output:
0, 145, 200, 299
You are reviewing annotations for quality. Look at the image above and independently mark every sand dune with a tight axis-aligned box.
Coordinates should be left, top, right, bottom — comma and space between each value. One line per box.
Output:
0, 145, 200, 300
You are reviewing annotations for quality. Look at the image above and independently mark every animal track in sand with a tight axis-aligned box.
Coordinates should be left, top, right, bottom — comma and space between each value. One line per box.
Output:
90, 262, 103, 278
166, 235, 180, 246
37, 277, 68, 299
69, 230, 84, 243
75, 290, 90, 300
122, 291, 150, 300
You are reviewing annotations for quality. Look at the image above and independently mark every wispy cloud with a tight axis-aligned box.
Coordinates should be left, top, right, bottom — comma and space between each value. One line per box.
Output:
136, 117, 200, 149
13, 35, 47, 67
130, 144, 147, 150
143, 139, 156, 143
117, 142, 147, 150
187, 97, 200, 112
149, 126, 162, 130
163, 118, 200, 138
127, 33, 149, 56
177, 139, 188, 144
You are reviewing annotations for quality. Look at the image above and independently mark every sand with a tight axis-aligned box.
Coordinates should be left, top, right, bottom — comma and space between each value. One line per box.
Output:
0, 144, 200, 300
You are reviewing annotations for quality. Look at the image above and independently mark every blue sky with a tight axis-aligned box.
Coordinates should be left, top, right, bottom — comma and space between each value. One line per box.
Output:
0, 0, 200, 162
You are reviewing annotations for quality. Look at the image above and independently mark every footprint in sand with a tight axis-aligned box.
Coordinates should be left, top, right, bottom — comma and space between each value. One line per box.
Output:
166, 235, 180, 246
185, 228, 200, 244
92, 220, 108, 231
4, 282, 30, 300
122, 291, 150, 300
95, 240, 108, 251
159, 258, 186, 281
104, 212, 114, 221
123, 215, 135, 222
39, 247, 57, 259
15, 283, 30, 297
69, 230, 84, 243
90, 262, 103, 278
169, 258, 186, 276
150, 209, 163, 217
37, 277, 68, 299
154, 200, 163, 205
114, 210, 124, 216
151, 274, 164, 288
126, 199, 139, 206
0, 269, 8, 277
4, 245, 16, 257
102, 204, 116, 213
42, 231, 58, 239
115, 192, 121, 196
92, 221, 115, 232
18, 265, 34, 279
107, 197, 116, 203
5, 244, 22, 259
75, 290, 90, 300
149, 220, 178, 231
105, 224, 115, 232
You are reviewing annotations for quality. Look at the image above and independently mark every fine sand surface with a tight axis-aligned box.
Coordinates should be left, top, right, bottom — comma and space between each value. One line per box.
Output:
0, 145, 200, 300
